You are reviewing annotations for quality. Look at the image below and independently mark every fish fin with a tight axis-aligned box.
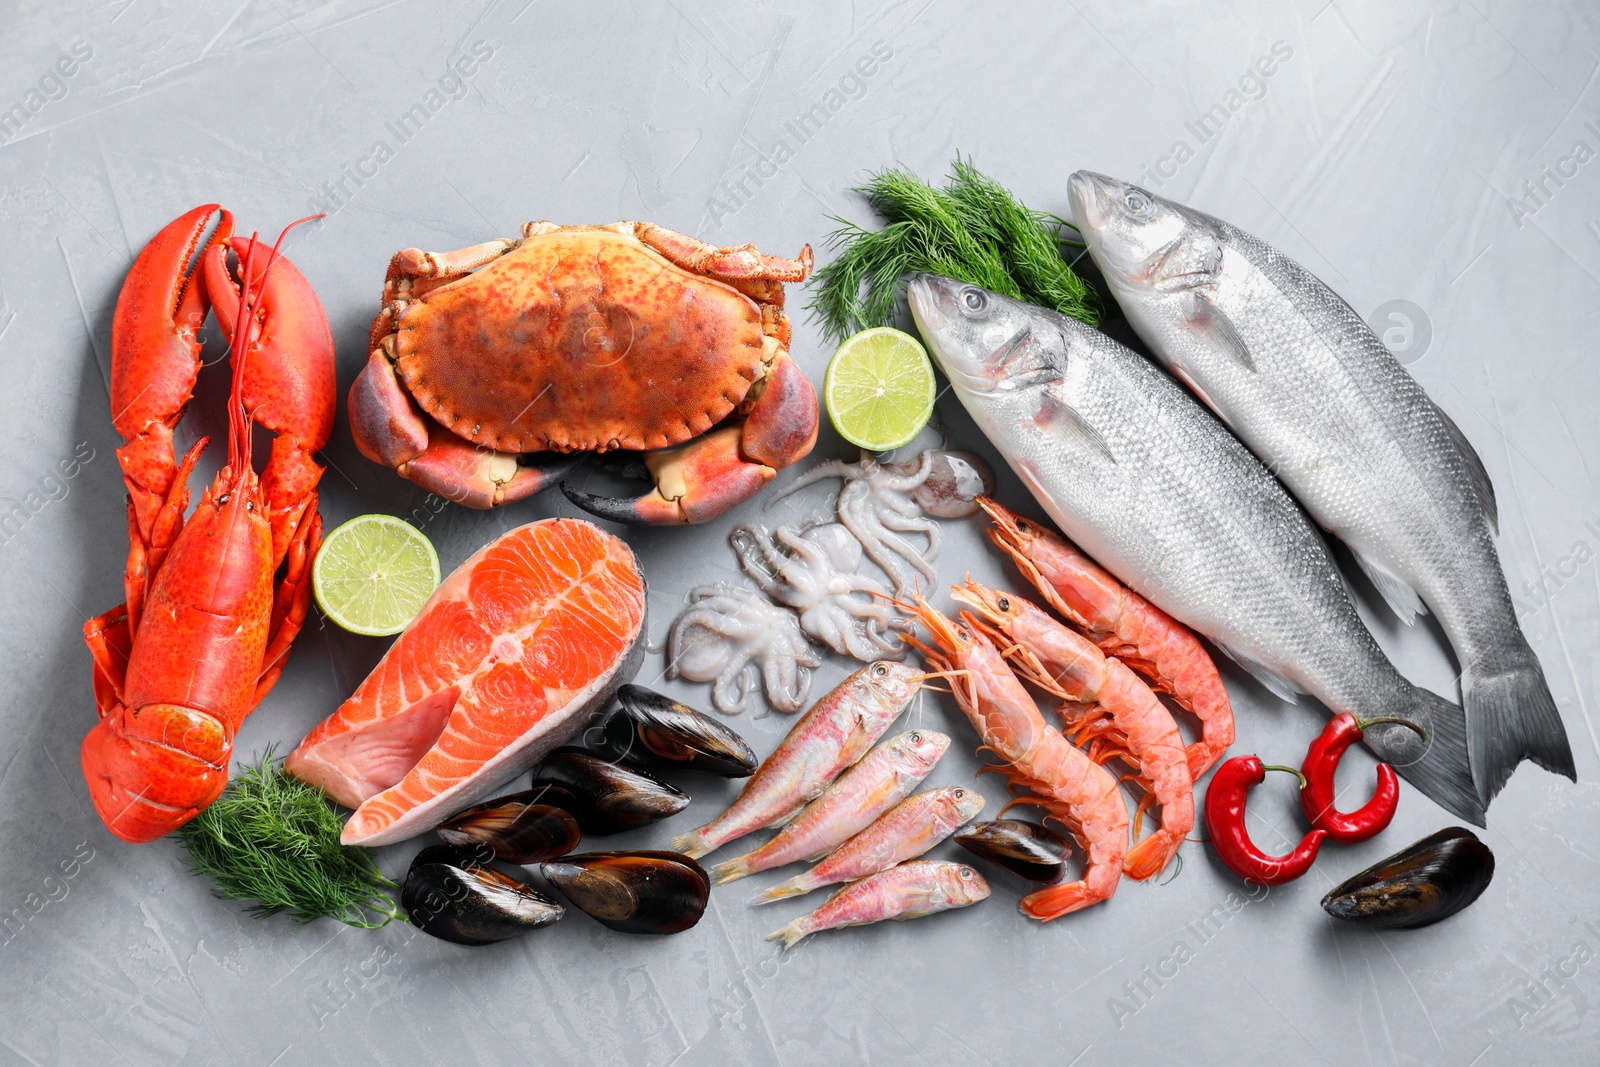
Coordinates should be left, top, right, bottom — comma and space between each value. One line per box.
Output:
1349, 548, 1426, 625
1214, 641, 1301, 704
766, 920, 810, 949
1430, 398, 1499, 533
750, 878, 809, 905
766, 802, 806, 830
670, 831, 711, 859
710, 854, 755, 886
1187, 292, 1255, 371
1463, 655, 1576, 807
1363, 685, 1485, 826
1033, 388, 1115, 462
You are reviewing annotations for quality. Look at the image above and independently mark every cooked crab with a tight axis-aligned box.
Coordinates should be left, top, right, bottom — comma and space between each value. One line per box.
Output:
349, 220, 819, 523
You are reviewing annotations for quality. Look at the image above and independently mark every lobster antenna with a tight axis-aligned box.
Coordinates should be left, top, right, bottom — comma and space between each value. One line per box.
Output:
223, 213, 325, 475
225, 232, 262, 473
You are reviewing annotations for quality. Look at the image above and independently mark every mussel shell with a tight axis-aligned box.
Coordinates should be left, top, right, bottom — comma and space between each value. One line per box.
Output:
910, 450, 996, 518
1321, 827, 1495, 930
593, 685, 758, 777
540, 850, 710, 935
954, 819, 1072, 883
529, 748, 690, 834
403, 854, 564, 945
437, 793, 582, 863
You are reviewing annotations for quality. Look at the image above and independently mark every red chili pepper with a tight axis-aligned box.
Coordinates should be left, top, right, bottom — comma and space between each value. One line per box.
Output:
1204, 755, 1326, 886
1299, 713, 1426, 844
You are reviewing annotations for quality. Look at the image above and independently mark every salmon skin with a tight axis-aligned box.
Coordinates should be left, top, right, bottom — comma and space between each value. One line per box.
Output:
287, 518, 646, 846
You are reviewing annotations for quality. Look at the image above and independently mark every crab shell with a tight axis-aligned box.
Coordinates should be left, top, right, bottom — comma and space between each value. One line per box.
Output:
350, 221, 819, 523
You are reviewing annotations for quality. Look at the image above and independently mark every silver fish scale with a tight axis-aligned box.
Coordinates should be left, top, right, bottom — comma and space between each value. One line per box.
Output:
1202, 217, 1511, 667
972, 301, 1405, 714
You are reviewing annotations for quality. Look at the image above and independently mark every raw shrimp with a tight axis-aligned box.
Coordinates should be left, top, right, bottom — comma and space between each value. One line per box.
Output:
902, 597, 1128, 920
953, 579, 1193, 881
667, 583, 821, 715
730, 523, 904, 661
981, 497, 1233, 777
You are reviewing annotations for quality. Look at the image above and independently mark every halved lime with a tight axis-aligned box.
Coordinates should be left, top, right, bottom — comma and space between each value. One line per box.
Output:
313, 515, 441, 637
822, 327, 937, 452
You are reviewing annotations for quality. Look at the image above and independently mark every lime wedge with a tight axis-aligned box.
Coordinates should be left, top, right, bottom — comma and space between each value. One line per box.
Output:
313, 515, 441, 637
822, 327, 937, 452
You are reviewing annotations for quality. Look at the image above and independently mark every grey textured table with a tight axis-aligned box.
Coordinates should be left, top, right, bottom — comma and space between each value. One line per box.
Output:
2, 2, 1597, 1064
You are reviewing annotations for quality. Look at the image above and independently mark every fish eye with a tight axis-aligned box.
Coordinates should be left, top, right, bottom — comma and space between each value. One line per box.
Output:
873, 663, 888, 677
962, 288, 987, 312
1124, 190, 1150, 213
953, 788, 965, 798
959, 866, 975, 879
909, 731, 922, 743
997, 596, 1010, 611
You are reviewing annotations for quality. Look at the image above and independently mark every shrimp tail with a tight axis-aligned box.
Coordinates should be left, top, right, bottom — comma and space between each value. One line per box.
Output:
1124, 828, 1183, 881
1020, 881, 1106, 921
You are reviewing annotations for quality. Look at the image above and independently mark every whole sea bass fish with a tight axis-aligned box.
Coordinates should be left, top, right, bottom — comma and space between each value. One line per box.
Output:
906, 273, 1485, 825
1067, 171, 1574, 806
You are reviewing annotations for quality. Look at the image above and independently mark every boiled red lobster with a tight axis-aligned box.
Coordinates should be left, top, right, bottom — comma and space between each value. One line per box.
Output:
81, 206, 335, 843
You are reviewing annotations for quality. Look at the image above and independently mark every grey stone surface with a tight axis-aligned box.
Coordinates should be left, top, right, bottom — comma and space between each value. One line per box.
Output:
1, 1, 1596, 1063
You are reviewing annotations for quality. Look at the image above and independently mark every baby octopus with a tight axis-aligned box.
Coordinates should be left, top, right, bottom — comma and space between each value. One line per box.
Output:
775, 449, 995, 596
667, 582, 821, 715
730, 523, 904, 662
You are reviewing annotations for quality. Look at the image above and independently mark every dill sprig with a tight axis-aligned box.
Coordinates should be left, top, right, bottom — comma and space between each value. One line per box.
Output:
174, 748, 401, 929
807, 158, 1100, 342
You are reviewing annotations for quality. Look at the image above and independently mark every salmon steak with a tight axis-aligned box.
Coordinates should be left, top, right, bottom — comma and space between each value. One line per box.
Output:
287, 518, 646, 846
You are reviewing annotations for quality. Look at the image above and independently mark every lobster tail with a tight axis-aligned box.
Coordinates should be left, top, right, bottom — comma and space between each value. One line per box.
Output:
81, 703, 230, 842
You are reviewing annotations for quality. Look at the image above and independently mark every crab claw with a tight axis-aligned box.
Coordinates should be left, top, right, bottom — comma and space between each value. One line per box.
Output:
562, 350, 818, 525
405, 424, 579, 508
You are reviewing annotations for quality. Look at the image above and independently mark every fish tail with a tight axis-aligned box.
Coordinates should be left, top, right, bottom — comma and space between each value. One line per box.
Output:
710, 854, 756, 886
749, 876, 810, 905
765, 919, 811, 949
1366, 684, 1485, 827
1464, 653, 1576, 807
671, 830, 712, 859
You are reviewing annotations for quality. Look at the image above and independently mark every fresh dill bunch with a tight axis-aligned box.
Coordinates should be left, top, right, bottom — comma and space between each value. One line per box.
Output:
174, 748, 401, 929
807, 159, 1100, 343
945, 158, 1100, 320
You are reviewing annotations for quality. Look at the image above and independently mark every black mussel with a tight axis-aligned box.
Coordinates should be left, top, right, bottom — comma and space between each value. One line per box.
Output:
910, 450, 996, 518
592, 685, 758, 777
403, 853, 564, 945
954, 819, 1072, 882
529, 748, 690, 834
1321, 827, 1495, 930
540, 850, 710, 934
436, 793, 582, 863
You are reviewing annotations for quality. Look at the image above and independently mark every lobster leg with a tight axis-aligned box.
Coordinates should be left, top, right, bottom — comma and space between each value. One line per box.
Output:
124, 436, 208, 634
255, 508, 321, 705
83, 606, 131, 719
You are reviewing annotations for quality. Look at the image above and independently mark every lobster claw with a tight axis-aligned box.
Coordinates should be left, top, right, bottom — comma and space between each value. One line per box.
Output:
202, 235, 337, 562
111, 205, 233, 540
